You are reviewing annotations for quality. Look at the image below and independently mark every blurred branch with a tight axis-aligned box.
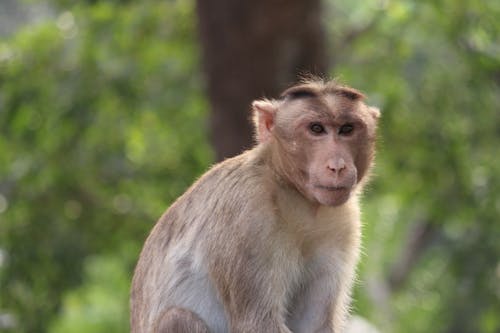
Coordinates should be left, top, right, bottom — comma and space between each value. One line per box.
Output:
387, 220, 438, 291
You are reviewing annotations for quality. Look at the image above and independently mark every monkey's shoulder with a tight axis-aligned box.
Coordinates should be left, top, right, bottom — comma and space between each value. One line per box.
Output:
184, 149, 269, 200
159, 148, 272, 224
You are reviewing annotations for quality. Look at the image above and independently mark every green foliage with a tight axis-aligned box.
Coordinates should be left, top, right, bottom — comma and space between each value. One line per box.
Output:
0, 1, 211, 332
49, 254, 130, 333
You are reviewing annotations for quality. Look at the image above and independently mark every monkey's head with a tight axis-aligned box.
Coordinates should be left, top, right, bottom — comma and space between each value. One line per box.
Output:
252, 80, 380, 207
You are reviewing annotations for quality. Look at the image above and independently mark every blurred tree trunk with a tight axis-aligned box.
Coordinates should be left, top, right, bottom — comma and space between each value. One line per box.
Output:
196, 0, 328, 160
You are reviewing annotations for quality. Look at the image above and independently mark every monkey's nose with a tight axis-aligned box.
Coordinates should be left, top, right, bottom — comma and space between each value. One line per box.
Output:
327, 158, 346, 174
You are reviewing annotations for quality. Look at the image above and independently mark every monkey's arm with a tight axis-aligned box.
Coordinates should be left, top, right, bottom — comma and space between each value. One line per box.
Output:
206, 216, 297, 333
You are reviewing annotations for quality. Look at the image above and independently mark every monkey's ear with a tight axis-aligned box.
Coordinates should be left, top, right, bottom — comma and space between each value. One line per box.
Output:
252, 99, 277, 143
368, 106, 381, 119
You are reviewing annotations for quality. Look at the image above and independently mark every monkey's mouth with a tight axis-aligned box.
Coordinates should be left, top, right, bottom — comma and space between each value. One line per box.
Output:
316, 185, 348, 192
312, 184, 352, 206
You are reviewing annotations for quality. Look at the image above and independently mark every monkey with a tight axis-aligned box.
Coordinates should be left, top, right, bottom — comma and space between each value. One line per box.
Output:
130, 78, 380, 333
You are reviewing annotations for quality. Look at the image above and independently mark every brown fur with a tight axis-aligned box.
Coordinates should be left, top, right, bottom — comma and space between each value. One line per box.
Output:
131, 79, 380, 333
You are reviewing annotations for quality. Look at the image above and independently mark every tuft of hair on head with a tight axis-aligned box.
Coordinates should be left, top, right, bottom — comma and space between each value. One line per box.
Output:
280, 76, 365, 102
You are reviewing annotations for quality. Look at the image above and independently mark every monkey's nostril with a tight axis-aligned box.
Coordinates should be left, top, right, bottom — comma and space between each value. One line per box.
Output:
330, 167, 343, 174
327, 159, 346, 174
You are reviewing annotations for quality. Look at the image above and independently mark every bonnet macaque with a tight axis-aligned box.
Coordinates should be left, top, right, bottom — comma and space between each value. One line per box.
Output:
131, 79, 380, 333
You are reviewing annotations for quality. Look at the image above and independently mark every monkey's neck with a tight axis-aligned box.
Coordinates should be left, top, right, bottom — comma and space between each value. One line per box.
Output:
256, 142, 309, 199
251, 143, 322, 215
272, 173, 361, 255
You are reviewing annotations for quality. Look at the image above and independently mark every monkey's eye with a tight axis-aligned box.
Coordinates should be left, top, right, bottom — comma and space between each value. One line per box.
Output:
338, 124, 354, 136
309, 123, 326, 135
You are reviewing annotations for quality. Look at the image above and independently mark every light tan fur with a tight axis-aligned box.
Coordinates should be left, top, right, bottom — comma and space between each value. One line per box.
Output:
131, 79, 380, 333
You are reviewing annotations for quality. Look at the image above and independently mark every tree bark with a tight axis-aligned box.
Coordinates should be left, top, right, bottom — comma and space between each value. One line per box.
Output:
196, 0, 328, 160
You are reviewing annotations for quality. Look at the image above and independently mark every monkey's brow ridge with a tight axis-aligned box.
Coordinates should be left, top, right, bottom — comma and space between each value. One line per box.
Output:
335, 88, 365, 101
280, 86, 318, 100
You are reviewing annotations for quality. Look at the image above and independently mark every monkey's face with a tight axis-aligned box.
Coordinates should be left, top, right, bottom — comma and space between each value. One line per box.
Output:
292, 121, 360, 207
274, 98, 378, 207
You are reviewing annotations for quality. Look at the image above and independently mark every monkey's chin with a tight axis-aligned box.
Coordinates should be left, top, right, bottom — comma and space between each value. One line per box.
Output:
312, 186, 351, 206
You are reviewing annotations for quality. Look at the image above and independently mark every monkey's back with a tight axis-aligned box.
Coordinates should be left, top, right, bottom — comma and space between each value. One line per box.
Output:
130, 147, 274, 333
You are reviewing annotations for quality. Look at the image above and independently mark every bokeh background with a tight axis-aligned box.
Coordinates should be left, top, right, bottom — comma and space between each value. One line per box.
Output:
0, 0, 499, 332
